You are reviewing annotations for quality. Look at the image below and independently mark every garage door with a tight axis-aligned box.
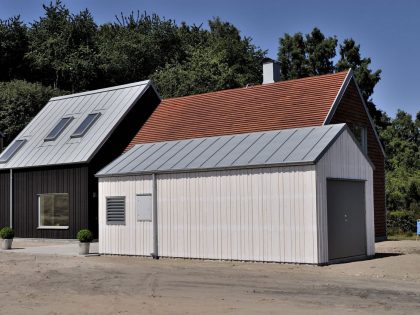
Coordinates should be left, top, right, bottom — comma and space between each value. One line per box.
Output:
327, 179, 366, 261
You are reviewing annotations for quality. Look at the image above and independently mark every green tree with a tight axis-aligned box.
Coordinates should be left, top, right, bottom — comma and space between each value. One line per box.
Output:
277, 32, 308, 80
277, 27, 336, 80
26, 1, 98, 91
0, 16, 29, 81
305, 27, 337, 76
0, 80, 63, 144
153, 18, 266, 98
97, 12, 182, 86
380, 110, 420, 223
336, 39, 384, 127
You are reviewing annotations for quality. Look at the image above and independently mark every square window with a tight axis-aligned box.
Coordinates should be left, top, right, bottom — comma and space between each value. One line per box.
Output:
38, 194, 69, 228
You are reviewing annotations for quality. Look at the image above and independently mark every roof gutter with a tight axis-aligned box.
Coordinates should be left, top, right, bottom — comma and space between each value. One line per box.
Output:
9, 169, 13, 228
95, 160, 318, 179
151, 173, 159, 259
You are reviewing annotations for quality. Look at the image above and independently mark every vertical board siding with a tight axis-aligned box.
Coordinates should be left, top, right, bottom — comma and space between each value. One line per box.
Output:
0, 171, 10, 227
316, 130, 375, 264
331, 80, 386, 238
12, 166, 90, 238
99, 176, 153, 255
157, 166, 317, 263
99, 166, 318, 263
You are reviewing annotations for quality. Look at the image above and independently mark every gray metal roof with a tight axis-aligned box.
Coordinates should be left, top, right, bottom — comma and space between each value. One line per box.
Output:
97, 124, 349, 177
0, 80, 157, 169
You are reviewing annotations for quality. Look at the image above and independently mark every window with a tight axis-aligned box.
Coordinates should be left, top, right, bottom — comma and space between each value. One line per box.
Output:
136, 194, 152, 221
106, 196, 125, 225
0, 139, 26, 163
352, 125, 368, 154
38, 193, 69, 229
45, 117, 73, 141
71, 113, 101, 138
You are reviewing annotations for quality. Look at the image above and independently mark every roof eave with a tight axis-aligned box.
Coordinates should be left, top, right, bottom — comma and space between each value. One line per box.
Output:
85, 81, 158, 164
95, 161, 317, 178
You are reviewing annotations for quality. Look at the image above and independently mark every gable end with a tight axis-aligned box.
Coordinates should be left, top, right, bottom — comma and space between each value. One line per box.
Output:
324, 69, 385, 157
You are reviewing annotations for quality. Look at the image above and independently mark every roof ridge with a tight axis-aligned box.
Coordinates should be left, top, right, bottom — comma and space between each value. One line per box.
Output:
50, 80, 150, 101
160, 70, 350, 102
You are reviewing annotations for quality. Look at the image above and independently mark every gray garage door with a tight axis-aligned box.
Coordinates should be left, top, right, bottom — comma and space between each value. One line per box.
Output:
327, 179, 366, 261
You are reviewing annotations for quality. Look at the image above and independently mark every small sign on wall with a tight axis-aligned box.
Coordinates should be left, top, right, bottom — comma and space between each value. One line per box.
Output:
417, 220, 420, 236
136, 194, 153, 222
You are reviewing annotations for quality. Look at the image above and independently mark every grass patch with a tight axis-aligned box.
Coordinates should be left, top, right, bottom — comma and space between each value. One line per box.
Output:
387, 233, 418, 241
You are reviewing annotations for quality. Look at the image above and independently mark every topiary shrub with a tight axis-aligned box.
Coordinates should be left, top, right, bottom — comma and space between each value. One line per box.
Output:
0, 227, 14, 239
76, 229, 93, 243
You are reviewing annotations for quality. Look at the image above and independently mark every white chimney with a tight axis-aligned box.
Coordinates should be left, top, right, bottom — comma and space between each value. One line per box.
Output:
263, 59, 280, 84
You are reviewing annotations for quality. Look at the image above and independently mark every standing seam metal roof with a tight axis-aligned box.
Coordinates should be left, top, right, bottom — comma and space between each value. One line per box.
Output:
97, 124, 350, 177
0, 80, 155, 169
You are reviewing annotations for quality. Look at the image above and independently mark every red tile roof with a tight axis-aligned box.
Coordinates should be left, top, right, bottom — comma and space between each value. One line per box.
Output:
127, 70, 349, 150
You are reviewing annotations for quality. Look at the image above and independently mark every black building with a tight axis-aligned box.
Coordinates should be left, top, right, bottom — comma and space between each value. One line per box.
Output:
0, 81, 160, 238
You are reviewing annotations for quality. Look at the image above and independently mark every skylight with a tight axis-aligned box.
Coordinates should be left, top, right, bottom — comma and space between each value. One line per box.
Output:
0, 139, 26, 163
45, 117, 73, 141
71, 113, 101, 138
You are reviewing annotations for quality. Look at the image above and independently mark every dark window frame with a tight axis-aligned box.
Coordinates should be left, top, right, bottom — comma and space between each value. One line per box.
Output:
71, 113, 101, 138
0, 139, 26, 163
44, 117, 74, 141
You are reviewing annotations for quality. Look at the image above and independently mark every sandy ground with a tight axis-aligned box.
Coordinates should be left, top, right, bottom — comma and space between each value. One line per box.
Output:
0, 240, 420, 314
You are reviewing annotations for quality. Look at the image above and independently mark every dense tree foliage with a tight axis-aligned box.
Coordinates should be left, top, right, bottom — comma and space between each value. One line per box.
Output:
0, 1, 418, 234
277, 29, 386, 129
153, 18, 265, 98
0, 80, 62, 143
0, 16, 29, 81
380, 110, 420, 228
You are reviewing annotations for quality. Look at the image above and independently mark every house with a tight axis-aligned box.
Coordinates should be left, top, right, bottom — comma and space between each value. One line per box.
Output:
127, 64, 386, 240
96, 123, 375, 264
0, 81, 160, 238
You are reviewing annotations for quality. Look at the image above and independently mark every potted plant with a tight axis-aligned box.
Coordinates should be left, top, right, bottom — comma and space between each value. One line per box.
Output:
0, 227, 15, 250
76, 229, 93, 255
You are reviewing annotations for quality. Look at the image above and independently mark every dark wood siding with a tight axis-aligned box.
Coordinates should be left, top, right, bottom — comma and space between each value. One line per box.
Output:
13, 165, 90, 238
330, 80, 386, 239
0, 171, 10, 228
87, 86, 160, 237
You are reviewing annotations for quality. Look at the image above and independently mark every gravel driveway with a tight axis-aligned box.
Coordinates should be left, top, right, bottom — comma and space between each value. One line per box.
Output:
0, 240, 419, 314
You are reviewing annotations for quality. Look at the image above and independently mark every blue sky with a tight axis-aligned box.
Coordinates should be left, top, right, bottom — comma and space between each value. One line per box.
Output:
1, 0, 418, 118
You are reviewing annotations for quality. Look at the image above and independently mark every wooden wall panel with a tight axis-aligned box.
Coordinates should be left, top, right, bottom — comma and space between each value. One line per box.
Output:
99, 176, 153, 255
13, 165, 89, 238
0, 171, 10, 228
331, 80, 386, 239
316, 130, 375, 264
99, 166, 319, 264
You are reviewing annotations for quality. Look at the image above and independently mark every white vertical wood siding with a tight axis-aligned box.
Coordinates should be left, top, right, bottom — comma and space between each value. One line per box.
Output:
316, 130, 375, 264
99, 176, 153, 255
156, 166, 318, 263
99, 166, 318, 263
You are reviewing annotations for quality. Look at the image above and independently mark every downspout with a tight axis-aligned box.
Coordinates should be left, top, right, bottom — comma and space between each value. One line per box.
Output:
151, 173, 159, 259
9, 169, 13, 228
